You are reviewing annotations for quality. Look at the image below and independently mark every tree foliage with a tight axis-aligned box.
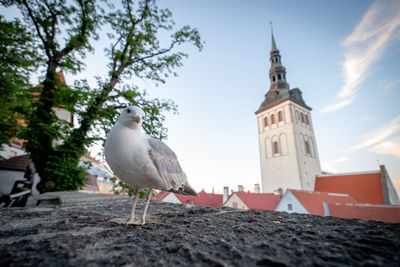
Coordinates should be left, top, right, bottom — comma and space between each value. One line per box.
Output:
1, 0, 202, 193
0, 16, 40, 147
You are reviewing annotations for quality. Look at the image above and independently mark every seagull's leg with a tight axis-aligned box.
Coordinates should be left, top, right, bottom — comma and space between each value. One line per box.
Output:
110, 188, 141, 225
140, 189, 153, 225
127, 188, 140, 224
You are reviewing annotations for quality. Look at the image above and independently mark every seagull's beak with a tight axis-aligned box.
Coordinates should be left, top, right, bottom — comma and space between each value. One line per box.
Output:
132, 116, 140, 123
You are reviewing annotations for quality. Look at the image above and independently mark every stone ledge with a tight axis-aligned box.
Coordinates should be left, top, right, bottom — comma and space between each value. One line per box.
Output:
1, 192, 399, 266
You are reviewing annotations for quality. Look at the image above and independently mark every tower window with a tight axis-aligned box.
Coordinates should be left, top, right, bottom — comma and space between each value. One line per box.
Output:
278, 74, 282, 80
305, 141, 310, 154
305, 115, 309, 125
274, 141, 279, 154
271, 114, 276, 124
272, 76, 276, 82
264, 117, 268, 127
278, 111, 283, 122
301, 113, 304, 123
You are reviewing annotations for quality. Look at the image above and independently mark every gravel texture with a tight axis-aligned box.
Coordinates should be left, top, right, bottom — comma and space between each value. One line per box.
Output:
0, 192, 399, 266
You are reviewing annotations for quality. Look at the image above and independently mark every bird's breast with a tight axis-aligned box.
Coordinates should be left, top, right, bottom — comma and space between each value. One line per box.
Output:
105, 126, 160, 190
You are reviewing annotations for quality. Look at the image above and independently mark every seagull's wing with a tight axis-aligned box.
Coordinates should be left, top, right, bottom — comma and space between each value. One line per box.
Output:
147, 137, 198, 196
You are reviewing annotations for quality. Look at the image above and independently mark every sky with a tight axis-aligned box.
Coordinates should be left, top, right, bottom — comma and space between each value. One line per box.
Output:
2, 0, 400, 195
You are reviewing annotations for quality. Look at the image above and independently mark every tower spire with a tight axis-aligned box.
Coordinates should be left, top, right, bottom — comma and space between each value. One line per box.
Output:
270, 21, 278, 52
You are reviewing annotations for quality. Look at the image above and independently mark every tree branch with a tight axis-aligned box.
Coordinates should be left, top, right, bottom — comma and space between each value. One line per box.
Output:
56, 0, 89, 61
21, 0, 51, 60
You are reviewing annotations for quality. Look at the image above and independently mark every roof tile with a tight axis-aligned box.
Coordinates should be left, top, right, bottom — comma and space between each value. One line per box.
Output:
234, 192, 282, 211
290, 189, 357, 216
315, 172, 384, 204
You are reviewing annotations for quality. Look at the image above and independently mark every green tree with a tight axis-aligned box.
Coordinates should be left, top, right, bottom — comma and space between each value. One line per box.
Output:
0, 16, 40, 147
2, 0, 202, 192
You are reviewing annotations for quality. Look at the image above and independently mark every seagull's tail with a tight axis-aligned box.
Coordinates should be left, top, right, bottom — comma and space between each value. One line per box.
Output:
171, 184, 198, 196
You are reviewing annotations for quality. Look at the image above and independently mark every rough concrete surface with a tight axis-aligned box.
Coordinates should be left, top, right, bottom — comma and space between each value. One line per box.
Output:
0, 192, 399, 266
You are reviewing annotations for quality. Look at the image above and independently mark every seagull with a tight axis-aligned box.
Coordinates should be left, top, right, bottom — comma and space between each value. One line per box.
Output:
105, 106, 198, 225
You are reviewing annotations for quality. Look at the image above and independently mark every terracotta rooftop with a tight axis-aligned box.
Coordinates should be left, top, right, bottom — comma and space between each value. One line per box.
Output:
290, 189, 357, 216
315, 171, 385, 204
157, 190, 223, 208
233, 192, 282, 211
326, 203, 400, 223
0, 154, 31, 172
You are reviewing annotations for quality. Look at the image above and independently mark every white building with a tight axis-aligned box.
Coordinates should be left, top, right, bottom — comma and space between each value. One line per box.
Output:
256, 31, 321, 193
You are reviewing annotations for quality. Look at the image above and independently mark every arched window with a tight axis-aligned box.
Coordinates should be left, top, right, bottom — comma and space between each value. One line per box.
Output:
296, 111, 300, 121
305, 115, 309, 125
264, 117, 268, 127
274, 141, 279, 154
301, 113, 304, 123
305, 141, 310, 154
278, 74, 282, 80
272, 76, 276, 82
278, 111, 283, 122
271, 114, 276, 124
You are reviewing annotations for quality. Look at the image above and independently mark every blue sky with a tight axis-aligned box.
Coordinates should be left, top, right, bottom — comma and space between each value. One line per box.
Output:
2, 0, 400, 194
146, 0, 400, 194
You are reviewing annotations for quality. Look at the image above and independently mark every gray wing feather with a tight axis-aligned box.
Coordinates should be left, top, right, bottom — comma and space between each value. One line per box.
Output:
147, 137, 189, 191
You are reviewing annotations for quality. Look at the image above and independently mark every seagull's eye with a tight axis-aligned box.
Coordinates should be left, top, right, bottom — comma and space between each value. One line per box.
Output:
127, 109, 131, 113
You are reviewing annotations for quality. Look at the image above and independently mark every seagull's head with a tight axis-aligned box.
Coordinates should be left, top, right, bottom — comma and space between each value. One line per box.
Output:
117, 106, 146, 129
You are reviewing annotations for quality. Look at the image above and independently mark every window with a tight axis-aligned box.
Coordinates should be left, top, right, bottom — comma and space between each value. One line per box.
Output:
305, 115, 309, 125
305, 141, 310, 154
271, 114, 276, 124
296, 111, 300, 121
278, 111, 283, 122
272, 76, 276, 82
301, 113, 304, 123
264, 117, 268, 127
274, 141, 279, 154
288, 203, 293, 211
278, 74, 282, 80
232, 202, 238, 209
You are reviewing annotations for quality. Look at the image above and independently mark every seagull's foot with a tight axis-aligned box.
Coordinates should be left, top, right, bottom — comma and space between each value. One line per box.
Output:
110, 217, 145, 226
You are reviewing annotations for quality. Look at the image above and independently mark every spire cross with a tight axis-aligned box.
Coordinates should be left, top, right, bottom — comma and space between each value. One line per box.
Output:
270, 21, 273, 33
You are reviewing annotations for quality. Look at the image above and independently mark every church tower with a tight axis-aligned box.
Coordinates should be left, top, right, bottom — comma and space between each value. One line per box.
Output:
256, 30, 321, 193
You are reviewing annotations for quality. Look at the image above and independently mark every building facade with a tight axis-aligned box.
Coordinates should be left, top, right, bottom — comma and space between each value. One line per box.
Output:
256, 32, 321, 193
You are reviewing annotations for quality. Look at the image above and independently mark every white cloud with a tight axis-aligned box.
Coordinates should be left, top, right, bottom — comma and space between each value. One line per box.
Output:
370, 136, 400, 159
321, 156, 349, 173
347, 114, 400, 151
381, 79, 400, 93
320, 96, 355, 113
322, 0, 400, 113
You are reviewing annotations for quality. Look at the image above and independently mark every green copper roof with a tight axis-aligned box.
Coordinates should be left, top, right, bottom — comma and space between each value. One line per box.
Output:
271, 32, 278, 52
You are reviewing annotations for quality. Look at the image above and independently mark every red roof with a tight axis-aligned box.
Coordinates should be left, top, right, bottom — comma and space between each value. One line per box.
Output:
234, 192, 282, 211
326, 203, 400, 223
315, 171, 384, 204
0, 154, 31, 172
290, 189, 357, 216
157, 190, 223, 207
156, 191, 170, 201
